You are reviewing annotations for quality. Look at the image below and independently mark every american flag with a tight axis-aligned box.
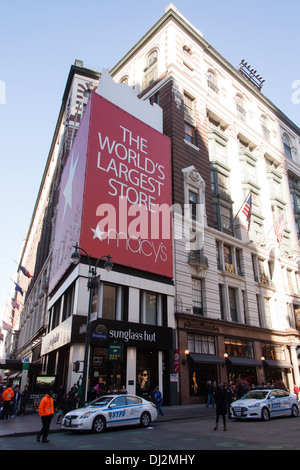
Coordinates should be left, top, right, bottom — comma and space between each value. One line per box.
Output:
242, 193, 252, 230
274, 213, 285, 244
11, 298, 20, 310
19, 265, 32, 278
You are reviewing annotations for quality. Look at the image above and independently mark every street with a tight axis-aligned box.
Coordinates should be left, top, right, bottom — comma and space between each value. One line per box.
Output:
1, 413, 300, 455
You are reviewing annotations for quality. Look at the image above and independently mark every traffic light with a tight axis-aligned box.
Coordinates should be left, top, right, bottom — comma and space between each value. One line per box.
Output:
73, 361, 81, 372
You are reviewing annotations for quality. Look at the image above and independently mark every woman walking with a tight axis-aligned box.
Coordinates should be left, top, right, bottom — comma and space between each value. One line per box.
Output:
213, 384, 227, 431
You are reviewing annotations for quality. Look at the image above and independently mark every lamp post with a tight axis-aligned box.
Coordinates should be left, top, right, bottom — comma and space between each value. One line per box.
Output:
71, 243, 113, 407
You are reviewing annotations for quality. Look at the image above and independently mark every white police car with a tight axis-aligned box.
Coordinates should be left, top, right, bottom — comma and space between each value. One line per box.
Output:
230, 389, 299, 421
62, 394, 157, 433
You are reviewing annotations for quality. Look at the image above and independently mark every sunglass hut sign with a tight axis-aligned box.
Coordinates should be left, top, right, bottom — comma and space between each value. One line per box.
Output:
92, 323, 156, 344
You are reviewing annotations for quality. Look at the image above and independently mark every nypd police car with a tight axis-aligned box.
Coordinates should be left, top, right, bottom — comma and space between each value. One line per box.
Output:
230, 389, 299, 421
62, 394, 157, 433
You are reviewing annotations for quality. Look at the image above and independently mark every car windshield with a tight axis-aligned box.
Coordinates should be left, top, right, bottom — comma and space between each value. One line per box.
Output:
242, 391, 269, 400
88, 396, 114, 407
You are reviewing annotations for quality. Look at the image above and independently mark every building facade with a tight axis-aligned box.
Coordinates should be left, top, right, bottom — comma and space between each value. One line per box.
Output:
4, 5, 300, 405
109, 4, 300, 403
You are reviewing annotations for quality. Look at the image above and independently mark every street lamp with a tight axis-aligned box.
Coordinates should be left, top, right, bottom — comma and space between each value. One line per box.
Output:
71, 243, 113, 406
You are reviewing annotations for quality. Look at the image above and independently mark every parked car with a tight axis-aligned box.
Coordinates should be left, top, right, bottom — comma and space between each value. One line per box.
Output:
230, 389, 299, 421
62, 394, 157, 433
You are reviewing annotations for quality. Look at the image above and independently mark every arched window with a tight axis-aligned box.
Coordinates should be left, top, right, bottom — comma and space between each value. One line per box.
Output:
120, 76, 129, 84
283, 133, 292, 159
143, 49, 158, 89
207, 70, 218, 94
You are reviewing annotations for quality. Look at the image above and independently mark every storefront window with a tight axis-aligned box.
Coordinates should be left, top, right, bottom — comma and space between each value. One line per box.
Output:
136, 349, 158, 399
187, 334, 216, 354
225, 338, 254, 357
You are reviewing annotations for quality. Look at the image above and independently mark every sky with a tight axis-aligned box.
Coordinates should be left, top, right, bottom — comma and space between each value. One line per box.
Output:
0, 0, 299, 323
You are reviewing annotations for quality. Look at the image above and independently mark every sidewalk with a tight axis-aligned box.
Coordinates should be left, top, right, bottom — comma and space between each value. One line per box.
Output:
0, 404, 216, 438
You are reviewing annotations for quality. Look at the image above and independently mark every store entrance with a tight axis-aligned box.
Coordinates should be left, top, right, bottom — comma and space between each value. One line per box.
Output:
89, 346, 126, 398
227, 367, 257, 387
189, 365, 218, 402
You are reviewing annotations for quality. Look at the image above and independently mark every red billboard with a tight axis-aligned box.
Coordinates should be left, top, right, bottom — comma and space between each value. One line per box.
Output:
49, 92, 172, 292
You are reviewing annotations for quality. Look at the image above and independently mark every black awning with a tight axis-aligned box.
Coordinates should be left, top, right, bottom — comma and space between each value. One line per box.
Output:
189, 353, 224, 365
227, 356, 261, 367
263, 359, 292, 369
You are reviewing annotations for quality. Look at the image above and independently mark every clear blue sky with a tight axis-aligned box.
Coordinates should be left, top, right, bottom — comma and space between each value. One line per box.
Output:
0, 0, 299, 322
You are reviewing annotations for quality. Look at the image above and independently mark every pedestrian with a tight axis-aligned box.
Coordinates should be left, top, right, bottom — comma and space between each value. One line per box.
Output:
36, 388, 54, 443
213, 384, 227, 431
2, 385, 14, 420
206, 381, 215, 407
20, 385, 30, 416
56, 393, 68, 424
153, 386, 164, 416
11, 387, 20, 417
224, 382, 233, 418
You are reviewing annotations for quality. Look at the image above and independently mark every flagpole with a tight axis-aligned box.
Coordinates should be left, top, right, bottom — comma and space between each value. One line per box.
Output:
261, 222, 276, 246
261, 214, 284, 246
233, 191, 252, 223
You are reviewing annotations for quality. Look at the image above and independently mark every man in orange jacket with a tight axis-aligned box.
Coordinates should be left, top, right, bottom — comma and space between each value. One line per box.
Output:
36, 388, 54, 443
2, 386, 14, 420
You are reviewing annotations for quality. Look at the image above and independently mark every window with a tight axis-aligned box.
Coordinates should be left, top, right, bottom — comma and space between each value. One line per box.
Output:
185, 123, 196, 145
207, 70, 218, 94
140, 291, 167, 326
223, 244, 232, 265
111, 396, 126, 407
219, 284, 225, 320
187, 334, 216, 354
102, 283, 128, 321
261, 115, 270, 141
225, 338, 254, 358
264, 297, 272, 329
51, 298, 61, 330
189, 190, 197, 220
183, 93, 194, 118
283, 134, 292, 158
145, 292, 157, 325
143, 50, 158, 89
62, 282, 75, 322
228, 287, 238, 322
192, 278, 203, 315
120, 76, 129, 84
236, 94, 246, 120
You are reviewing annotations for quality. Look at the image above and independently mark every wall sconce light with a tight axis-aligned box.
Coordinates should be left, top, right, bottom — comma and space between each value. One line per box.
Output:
261, 356, 265, 361
182, 349, 190, 365
223, 353, 228, 358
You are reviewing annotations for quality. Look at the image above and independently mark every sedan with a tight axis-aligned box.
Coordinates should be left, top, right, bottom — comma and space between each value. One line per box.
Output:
230, 389, 299, 421
62, 394, 158, 433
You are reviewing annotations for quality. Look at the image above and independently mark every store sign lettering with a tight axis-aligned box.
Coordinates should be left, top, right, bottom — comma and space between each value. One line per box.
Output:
92, 324, 156, 343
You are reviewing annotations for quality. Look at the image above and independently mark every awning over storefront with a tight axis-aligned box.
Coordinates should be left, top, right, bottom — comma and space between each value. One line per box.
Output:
8, 371, 21, 379
226, 357, 261, 367
188, 353, 224, 365
263, 359, 292, 369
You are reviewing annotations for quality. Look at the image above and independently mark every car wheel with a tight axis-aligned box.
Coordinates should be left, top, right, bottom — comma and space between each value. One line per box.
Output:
140, 411, 151, 427
291, 404, 299, 417
92, 415, 106, 433
261, 407, 270, 421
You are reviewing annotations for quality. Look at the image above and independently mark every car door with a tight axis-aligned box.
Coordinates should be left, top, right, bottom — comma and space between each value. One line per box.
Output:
108, 395, 127, 427
276, 390, 291, 416
269, 391, 282, 417
125, 395, 144, 424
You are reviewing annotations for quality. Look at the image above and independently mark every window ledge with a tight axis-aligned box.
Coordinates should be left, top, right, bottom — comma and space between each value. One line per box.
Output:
184, 139, 199, 151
